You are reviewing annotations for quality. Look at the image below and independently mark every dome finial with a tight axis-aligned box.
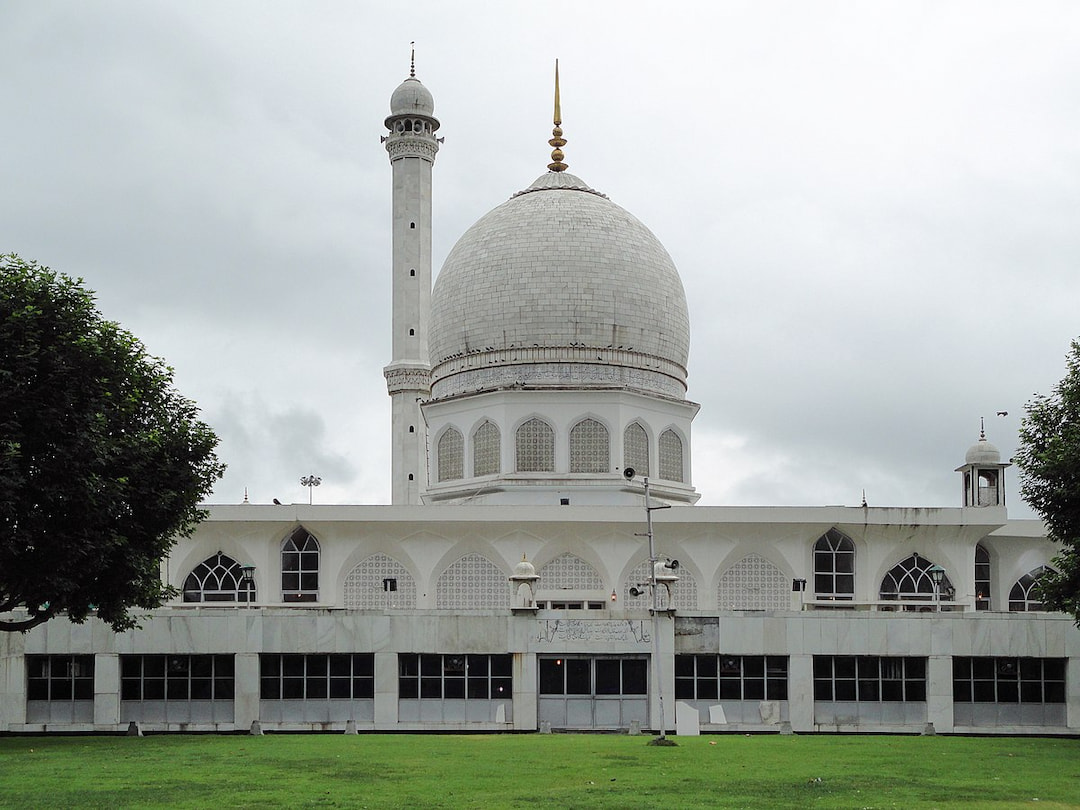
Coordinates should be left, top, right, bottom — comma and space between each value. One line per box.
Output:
547, 59, 568, 172
979, 416, 986, 441
410, 41, 416, 78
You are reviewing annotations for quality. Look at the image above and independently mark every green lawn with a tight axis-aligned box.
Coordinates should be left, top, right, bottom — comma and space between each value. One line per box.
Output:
0, 733, 1077, 809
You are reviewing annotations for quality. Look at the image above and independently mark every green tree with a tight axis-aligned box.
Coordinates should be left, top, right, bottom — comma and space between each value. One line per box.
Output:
1015, 338, 1080, 624
0, 255, 224, 632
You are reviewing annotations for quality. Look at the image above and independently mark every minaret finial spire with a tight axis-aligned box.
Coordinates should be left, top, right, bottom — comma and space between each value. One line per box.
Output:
410, 41, 416, 78
547, 59, 568, 172
980, 416, 986, 440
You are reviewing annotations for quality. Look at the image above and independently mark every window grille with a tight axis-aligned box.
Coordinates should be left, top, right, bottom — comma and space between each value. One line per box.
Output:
260, 654, 374, 700
813, 529, 855, 600
182, 552, 255, 603
623, 423, 649, 476
281, 528, 320, 602
813, 656, 926, 701
437, 428, 464, 481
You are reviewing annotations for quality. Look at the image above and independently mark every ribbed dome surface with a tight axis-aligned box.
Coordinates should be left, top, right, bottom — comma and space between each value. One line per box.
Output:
429, 172, 690, 399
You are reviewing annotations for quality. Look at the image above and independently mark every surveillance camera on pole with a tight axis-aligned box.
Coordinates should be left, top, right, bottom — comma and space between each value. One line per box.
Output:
623, 467, 674, 743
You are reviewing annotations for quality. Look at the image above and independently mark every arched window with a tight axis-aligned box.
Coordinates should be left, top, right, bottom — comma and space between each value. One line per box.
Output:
717, 554, 788, 611
879, 554, 953, 607
623, 422, 649, 476
569, 419, 609, 473
437, 427, 464, 482
281, 528, 320, 602
658, 429, 684, 482
516, 418, 554, 472
975, 544, 991, 610
813, 529, 854, 600
538, 553, 604, 591
1009, 566, 1053, 612
182, 552, 254, 603
473, 421, 500, 477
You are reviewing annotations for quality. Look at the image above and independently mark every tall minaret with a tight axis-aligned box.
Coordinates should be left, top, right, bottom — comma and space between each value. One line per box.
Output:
382, 49, 440, 504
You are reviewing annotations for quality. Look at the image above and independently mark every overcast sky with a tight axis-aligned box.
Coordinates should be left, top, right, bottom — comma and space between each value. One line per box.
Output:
3, 1, 1078, 515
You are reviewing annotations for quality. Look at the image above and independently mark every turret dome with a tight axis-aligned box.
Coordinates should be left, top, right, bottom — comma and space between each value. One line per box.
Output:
388, 76, 435, 119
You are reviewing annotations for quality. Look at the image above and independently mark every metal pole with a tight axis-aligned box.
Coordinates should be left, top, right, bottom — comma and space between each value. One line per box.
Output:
644, 477, 666, 740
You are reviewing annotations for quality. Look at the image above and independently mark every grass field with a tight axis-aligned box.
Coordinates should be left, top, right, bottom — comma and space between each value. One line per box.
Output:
0, 733, 1077, 809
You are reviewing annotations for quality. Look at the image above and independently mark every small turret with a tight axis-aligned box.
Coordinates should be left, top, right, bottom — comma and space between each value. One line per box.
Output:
955, 419, 1010, 507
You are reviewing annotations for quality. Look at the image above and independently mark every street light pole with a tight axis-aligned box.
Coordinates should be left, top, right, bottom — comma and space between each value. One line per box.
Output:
300, 475, 322, 505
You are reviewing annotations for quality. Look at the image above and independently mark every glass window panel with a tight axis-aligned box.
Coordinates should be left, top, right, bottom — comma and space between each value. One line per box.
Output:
467, 678, 489, 699
282, 677, 304, 699
972, 681, 996, 702
813, 680, 833, 701
306, 677, 328, 699
329, 678, 352, 699
215, 678, 234, 699
491, 655, 512, 677
834, 680, 856, 701
420, 677, 442, 698
539, 659, 564, 695
491, 678, 512, 699
144, 679, 165, 700
261, 677, 280, 700
444, 677, 465, 699
566, 659, 591, 695
329, 655, 351, 677
904, 681, 926, 702
595, 659, 621, 695
744, 678, 765, 700
398, 677, 418, 699
622, 660, 647, 695
190, 678, 212, 700
997, 682, 1019, 703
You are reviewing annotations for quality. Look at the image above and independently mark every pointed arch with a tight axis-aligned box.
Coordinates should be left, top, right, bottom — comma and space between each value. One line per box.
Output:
879, 554, 953, 606
473, 420, 501, 477
436, 553, 508, 609
813, 528, 855, 600
437, 426, 464, 481
1009, 566, 1054, 611
538, 553, 604, 591
516, 417, 555, 472
343, 553, 417, 609
717, 554, 788, 610
281, 526, 320, 602
569, 418, 609, 473
182, 552, 255, 603
658, 429, 684, 482
623, 422, 649, 476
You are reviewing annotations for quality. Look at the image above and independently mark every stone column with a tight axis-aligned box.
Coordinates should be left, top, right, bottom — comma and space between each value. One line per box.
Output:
374, 652, 399, 729
788, 654, 815, 732
94, 653, 120, 730
926, 655, 954, 733
233, 653, 260, 730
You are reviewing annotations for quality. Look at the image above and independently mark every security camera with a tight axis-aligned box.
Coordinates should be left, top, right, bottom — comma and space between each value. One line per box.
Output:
623, 467, 635, 480
668, 559, 680, 570
629, 586, 645, 597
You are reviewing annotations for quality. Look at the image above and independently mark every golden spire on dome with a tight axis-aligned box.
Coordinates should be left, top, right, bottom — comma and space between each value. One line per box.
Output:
547, 59, 568, 172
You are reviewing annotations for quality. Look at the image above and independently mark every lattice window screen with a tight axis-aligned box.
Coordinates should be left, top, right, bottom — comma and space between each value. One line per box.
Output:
436, 553, 508, 609
569, 419, 609, 473
623, 423, 649, 476
538, 553, 604, 591
658, 429, 683, 482
343, 553, 417, 609
716, 554, 788, 610
437, 428, 464, 482
516, 418, 555, 472
473, 421, 501, 477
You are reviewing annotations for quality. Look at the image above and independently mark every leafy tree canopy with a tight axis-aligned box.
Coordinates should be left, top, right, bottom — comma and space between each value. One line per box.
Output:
0, 254, 224, 632
1015, 338, 1080, 624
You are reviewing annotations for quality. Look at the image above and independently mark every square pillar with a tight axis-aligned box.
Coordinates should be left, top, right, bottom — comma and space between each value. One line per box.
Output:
1, 653, 27, 728
512, 651, 537, 731
234, 653, 260, 730
94, 653, 120, 729
374, 652, 398, 728
788, 654, 814, 732
926, 655, 953, 733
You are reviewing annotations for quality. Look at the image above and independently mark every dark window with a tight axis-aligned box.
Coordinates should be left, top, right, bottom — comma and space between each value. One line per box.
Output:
121, 655, 234, 701
953, 657, 1066, 703
539, 657, 648, 696
260, 654, 373, 700
813, 529, 855, 600
1009, 567, 1053, 611
879, 555, 954, 609
281, 528, 320, 602
975, 544, 991, 611
26, 655, 94, 702
676, 655, 787, 701
813, 656, 926, 702
398, 654, 511, 700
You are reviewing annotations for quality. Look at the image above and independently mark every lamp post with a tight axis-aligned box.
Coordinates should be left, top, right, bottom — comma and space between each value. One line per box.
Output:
300, 475, 322, 505
625, 467, 673, 743
240, 564, 256, 608
928, 564, 945, 612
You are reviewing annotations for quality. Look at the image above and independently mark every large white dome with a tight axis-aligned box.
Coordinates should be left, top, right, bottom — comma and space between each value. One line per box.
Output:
429, 171, 690, 399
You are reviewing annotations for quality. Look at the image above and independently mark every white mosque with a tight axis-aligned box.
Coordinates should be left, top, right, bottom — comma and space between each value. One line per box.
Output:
1, 62, 1076, 735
